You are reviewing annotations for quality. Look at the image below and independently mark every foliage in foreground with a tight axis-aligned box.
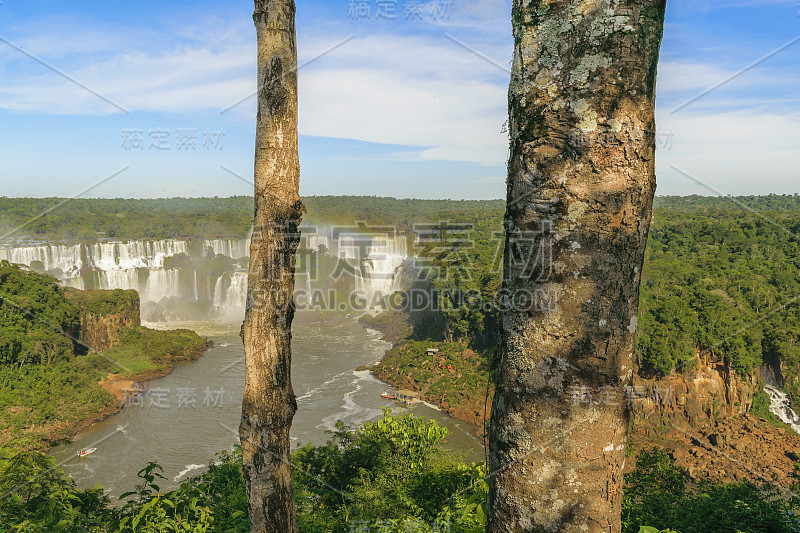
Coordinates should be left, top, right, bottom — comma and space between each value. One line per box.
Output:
3, 414, 800, 532
622, 449, 800, 533
293, 408, 487, 532
0, 410, 487, 532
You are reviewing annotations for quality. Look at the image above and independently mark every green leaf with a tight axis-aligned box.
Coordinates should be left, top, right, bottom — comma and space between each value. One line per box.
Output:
638, 527, 661, 533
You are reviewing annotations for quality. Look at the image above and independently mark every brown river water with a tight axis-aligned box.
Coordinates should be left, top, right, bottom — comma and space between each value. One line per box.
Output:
49, 313, 484, 500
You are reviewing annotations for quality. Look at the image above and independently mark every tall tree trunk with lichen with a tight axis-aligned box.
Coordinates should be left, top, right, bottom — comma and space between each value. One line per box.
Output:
240, 1, 302, 532
488, 2, 666, 532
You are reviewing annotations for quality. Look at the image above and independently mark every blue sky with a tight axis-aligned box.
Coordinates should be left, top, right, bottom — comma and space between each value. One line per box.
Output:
0, 0, 798, 200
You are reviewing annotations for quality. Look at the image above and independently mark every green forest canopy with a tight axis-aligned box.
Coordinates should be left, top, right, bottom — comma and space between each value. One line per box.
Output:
2, 194, 799, 384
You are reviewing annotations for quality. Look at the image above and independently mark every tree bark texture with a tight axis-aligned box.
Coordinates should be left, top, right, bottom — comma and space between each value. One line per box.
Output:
488, 1, 666, 532
240, 1, 302, 532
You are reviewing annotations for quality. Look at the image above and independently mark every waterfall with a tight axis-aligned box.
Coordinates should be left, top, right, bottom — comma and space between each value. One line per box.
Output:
1, 233, 408, 319
143, 269, 181, 303
308, 235, 330, 252
765, 385, 800, 434
203, 238, 250, 259
87, 240, 188, 270
361, 235, 408, 298
332, 233, 408, 305
212, 272, 248, 319
1, 240, 189, 299
0, 240, 187, 273
0, 244, 83, 275
97, 269, 140, 292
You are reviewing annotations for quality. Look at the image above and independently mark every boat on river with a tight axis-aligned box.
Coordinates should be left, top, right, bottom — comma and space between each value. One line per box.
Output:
381, 390, 419, 404
76, 447, 97, 458
396, 390, 420, 405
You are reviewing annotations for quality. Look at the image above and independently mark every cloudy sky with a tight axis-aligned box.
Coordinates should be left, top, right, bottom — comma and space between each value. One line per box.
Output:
0, 0, 797, 199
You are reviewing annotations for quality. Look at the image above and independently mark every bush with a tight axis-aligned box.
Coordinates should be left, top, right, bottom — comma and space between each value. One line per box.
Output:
622, 449, 800, 533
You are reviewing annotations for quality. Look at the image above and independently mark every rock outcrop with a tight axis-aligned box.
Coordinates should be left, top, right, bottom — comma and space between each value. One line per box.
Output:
628, 351, 800, 489
632, 351, 760, 424
64, 288, 140, 352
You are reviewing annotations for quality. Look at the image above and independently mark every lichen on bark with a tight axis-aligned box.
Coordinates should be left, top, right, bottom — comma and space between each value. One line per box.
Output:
489, 1, 667, 532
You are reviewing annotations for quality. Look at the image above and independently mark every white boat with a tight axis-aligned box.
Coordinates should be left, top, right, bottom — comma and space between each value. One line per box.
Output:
76, 447, 97, 458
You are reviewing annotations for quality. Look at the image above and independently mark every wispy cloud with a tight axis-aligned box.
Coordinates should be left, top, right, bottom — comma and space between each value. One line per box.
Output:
0, 19, 511, 164
656, 109, 800, 194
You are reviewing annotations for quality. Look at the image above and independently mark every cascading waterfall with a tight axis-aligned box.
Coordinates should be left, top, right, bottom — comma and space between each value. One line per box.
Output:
361, 235, 408, 298
97, 269, 140, 292
212, 272, 248, 319
0, 244, 83, 275
332, 233, 408, 305
764, 385, 800, 434
88, 240, 188, 270
203, 238, 250, 259
143, 269, 182, 303
0, 232, 409, 320
1, 240, 189, 304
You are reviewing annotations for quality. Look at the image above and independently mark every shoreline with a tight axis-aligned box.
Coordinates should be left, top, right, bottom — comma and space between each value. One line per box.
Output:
358, 313, 492, 437
41, 340, 212, 454
356, 315, 800, 489
44, 312, 368, 456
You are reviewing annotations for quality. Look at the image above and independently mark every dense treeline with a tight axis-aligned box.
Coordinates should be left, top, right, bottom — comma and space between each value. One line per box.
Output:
4, 194, 798, 243
0, 196, 254, 242
638, 206, 800, 382
0, 196, 505, 243
654, 194, 800, 212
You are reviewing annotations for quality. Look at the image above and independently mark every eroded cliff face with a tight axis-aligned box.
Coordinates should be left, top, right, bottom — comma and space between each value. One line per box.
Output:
64, 288, 140, 352
79, 309, 139, 351
632, 352, 760, 423
628, 353, 800, 490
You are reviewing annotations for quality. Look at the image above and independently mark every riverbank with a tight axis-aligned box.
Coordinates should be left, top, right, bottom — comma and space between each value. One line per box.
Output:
0, 327, 210, 457
80, 333, 213, 437
47, 314, 485, 498
360, 311, 800, 489
360, 312, 494, 436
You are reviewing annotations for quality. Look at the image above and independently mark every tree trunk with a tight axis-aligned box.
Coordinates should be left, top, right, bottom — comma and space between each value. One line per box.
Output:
240, 2, 302, 532
488, 2, 666, 532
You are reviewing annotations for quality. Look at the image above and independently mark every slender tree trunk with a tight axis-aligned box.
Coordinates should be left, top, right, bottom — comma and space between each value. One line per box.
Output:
240, 2, 302, 532
488, 2, 666, 532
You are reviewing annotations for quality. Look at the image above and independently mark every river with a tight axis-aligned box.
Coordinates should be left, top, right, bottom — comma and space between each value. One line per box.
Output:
49, 314, 485, 499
